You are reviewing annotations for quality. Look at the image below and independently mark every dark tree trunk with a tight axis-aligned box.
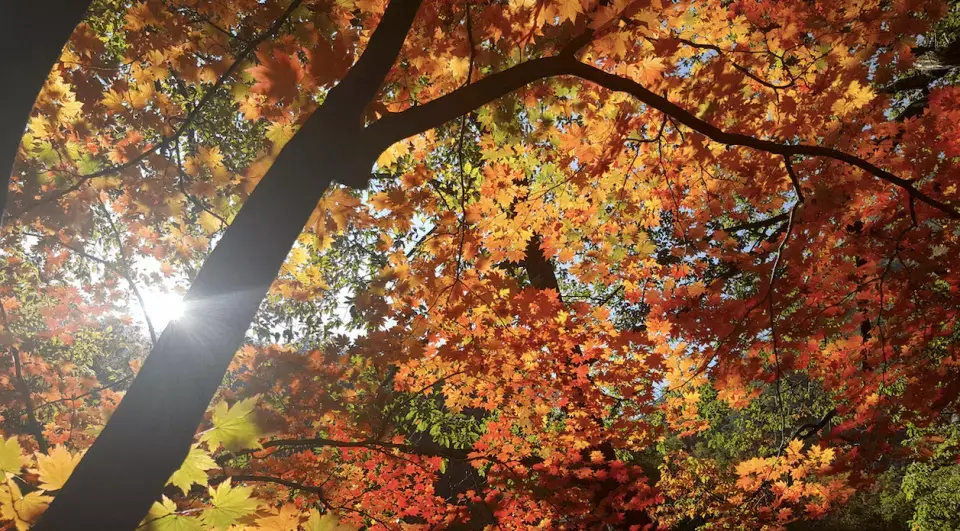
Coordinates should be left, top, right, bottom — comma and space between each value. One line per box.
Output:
0, 1, 93, 222
35, 1, 422, 528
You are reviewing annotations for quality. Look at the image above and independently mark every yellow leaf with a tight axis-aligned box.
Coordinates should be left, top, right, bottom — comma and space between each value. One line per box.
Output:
201, 479, 260, 530
0, 437, 27, 479
557, 0, 582, 23
200, 397, 262, 452
448, 56, 470, 80
376, 141, 408, 169
256, 504, 302, 530
89, 175, 122, 190
199, 211, 224, 235
198, 145, 225, 171
265, 122, 295, 153
102, 89, 127, 113
142, 495, 204, 531
32, 446, 82, 491
167, 445, 216, 494
831, 80, 875, 115
306, 510, 358, 531
0, 480, 51, 531
57, 99, 84, 126
27, 116, 51, 139
637, 235, 656, 256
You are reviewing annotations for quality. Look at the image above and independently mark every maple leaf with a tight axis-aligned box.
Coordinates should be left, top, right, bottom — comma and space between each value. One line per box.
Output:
356, 0, 382, 14
0, 438, 27, 479
449, 56, 471, 80
831, 80, 875, 115
200, 397, 263, 452
646, 318, 672, 339
265, 121, 296, 153
256, 504, 302, 530
32, 446, 82, 491
141, 496, 204, 531
636, 235, 656, 256
306, 35, 353, 88
197, 145, 224, 172
306, 510, 358, 531
248, 50, 305, 105
0, 480, 52, 531
167, 445, 217, 494
557, 0, 583, 23
632, 57, 667, 85
200, 479, 260, 530
198, 211, 223, 236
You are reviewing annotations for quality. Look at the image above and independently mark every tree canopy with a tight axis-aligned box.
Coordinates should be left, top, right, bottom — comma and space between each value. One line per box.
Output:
1, 0, 960, 529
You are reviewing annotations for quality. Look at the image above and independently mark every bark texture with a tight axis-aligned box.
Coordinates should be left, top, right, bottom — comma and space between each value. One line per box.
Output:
35, 1, 421, 528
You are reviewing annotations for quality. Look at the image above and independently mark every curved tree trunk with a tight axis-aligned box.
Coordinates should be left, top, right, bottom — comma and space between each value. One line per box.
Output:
35, 1, 423, 528
0, 1, 92, 222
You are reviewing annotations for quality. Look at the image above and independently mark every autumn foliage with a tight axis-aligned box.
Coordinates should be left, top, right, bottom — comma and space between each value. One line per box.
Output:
2, 0, 960, 529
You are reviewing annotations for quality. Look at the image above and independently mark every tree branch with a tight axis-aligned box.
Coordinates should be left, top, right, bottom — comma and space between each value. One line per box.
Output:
333, 0, 424, 113
36, 375, 133, 411
217, 436, 468, 466
97, 200, 158, 344
366, 57, 959, 219
723, 212, 790, 233
0, 304, 49, 453
210, 474, 326, 496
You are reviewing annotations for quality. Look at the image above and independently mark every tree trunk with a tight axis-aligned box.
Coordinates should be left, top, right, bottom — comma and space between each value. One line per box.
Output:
35, 0, 422, 526
35, 103, 351, 530
0, 1, 93, 222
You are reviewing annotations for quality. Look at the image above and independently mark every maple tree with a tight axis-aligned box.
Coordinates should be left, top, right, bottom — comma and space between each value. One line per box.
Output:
2, 0, 960, 529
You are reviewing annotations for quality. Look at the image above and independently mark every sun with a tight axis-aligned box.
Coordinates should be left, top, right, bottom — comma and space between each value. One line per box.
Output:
140, 290, 186, 330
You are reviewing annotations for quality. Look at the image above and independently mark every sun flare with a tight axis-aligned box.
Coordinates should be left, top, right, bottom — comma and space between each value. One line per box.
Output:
141, 290, 186, 330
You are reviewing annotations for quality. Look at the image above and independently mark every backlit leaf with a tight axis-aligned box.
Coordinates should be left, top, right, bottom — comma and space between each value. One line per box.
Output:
200, 397, 262, 452
167, 445, 217, 494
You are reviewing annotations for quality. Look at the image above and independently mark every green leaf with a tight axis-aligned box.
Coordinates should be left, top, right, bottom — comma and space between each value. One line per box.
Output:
200, 397, 262, 452
200, 479, 259, 530
167, 445, 217, 494
141, 496, 204, 531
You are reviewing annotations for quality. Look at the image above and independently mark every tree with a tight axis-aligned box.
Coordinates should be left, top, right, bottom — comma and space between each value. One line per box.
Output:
2, 0, 960, 529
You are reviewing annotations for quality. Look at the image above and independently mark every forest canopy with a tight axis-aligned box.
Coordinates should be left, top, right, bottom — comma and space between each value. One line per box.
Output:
2, 0, 960, 529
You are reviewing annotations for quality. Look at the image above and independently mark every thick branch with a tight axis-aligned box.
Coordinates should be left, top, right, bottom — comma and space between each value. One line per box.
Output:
366, 57, 958, 219
367, 57, 566, 152
334, 0, 423, 113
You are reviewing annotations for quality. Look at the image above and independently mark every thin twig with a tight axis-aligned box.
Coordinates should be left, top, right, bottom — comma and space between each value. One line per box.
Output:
96, 199, 158, 344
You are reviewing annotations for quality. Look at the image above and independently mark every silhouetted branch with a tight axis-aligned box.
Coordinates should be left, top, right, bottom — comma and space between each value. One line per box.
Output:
367, 57, 958, 219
